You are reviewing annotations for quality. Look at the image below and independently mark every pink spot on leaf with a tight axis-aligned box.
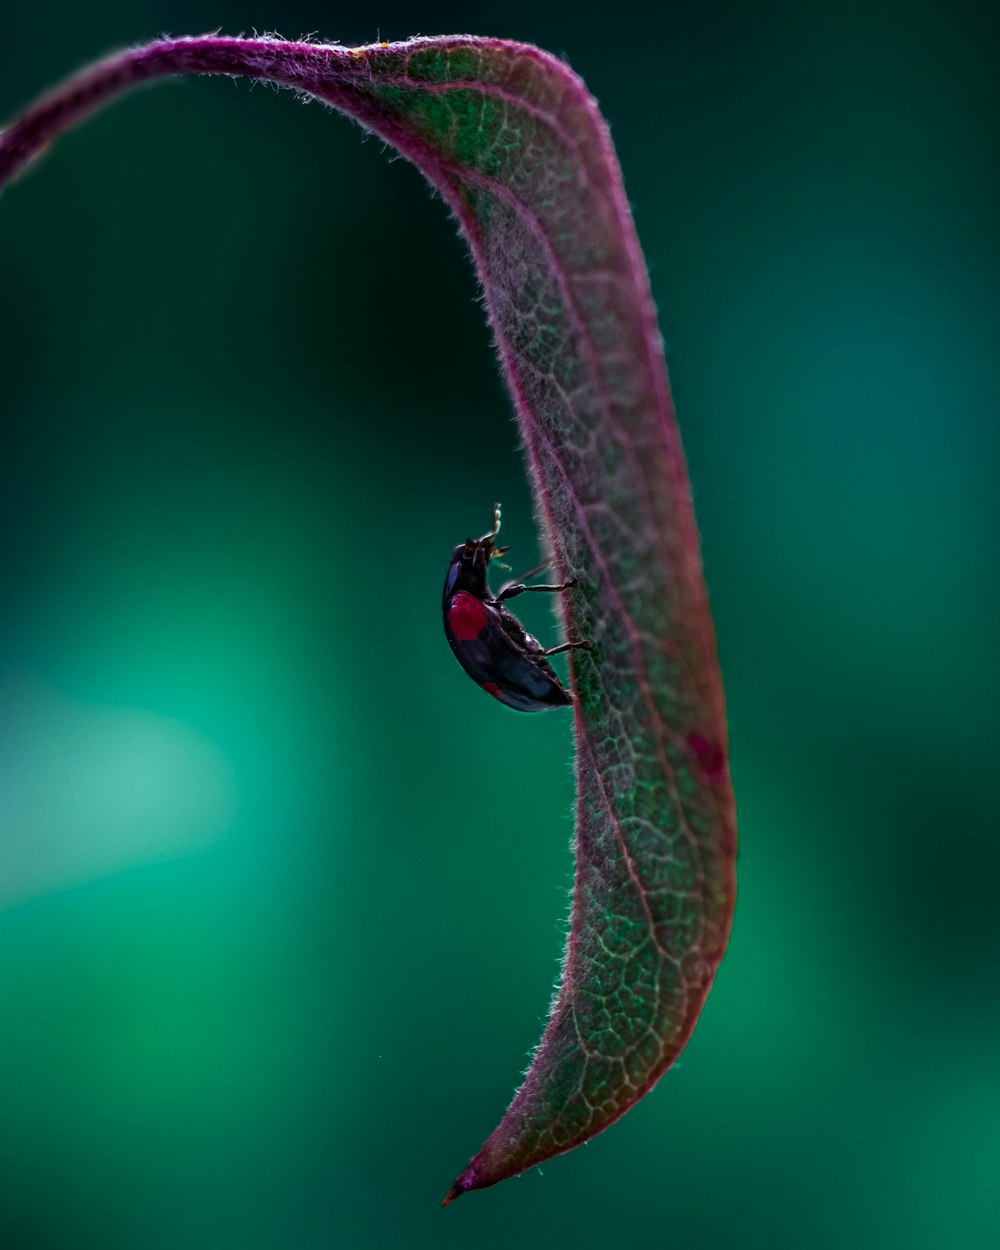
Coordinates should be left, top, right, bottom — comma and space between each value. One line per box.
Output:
688, 731, 726, 780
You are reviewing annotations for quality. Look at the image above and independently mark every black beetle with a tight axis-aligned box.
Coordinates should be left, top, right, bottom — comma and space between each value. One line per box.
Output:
442, 505, 590, 712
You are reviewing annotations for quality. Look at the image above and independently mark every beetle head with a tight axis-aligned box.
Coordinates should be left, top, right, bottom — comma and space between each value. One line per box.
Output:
444, 535, 493, 601
444, 505, 510, 603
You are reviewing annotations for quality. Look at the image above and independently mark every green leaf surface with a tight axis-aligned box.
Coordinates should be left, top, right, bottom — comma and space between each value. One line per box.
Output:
0, 33, 737, 1201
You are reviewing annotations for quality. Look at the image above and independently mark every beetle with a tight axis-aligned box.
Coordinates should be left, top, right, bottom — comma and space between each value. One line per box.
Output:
443, 504, 591, 711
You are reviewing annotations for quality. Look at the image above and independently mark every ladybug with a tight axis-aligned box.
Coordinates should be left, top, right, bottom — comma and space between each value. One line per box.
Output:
443, 505, 591, 712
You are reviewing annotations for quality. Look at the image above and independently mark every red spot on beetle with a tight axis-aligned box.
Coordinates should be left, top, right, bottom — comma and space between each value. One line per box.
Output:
482, 682, 502, 700
688, 732, 726, 780
448, 591, 488, 641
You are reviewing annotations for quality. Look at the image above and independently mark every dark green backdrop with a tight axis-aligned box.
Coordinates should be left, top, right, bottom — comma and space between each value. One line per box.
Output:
1, 3, 997, 1247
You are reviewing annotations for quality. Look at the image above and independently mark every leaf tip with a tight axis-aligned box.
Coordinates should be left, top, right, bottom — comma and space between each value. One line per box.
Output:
440, 1180, 465, 1208
440, 1163, 481, 1207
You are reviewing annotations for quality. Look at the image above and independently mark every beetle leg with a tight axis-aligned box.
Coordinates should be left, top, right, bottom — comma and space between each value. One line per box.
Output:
542, 639, 593, 657
497, 557, 551, 592
496, 578, 576, 603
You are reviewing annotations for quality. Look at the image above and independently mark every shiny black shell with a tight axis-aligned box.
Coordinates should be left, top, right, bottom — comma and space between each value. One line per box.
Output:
443, 535, 572, 713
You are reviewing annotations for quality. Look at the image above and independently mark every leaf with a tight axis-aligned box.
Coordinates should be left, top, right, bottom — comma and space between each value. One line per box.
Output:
1, 34, 737, 1201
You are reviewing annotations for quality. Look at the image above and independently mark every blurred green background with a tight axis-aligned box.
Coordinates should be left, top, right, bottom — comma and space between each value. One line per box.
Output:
1, 2, 997, 1247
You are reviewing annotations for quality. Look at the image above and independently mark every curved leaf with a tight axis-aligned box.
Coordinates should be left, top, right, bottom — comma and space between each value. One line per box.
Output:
0, 34, 737, 1201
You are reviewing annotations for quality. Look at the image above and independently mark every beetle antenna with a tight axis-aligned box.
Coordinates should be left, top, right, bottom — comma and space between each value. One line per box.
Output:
480, 501, 502, 543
